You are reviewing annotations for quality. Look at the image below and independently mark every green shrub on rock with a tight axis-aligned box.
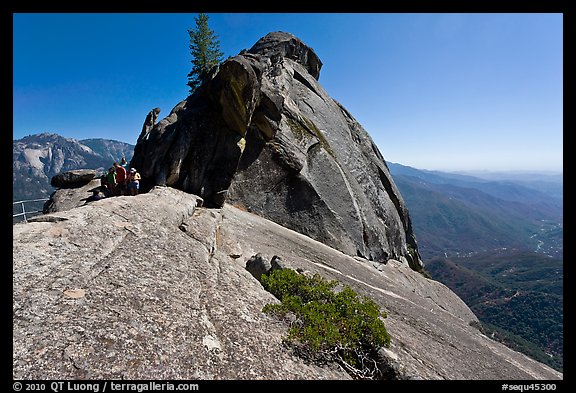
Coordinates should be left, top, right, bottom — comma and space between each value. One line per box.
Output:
260, 268, 391, 378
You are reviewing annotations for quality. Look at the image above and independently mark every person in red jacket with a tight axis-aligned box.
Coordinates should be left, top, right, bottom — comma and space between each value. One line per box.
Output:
113, 162, 127, 196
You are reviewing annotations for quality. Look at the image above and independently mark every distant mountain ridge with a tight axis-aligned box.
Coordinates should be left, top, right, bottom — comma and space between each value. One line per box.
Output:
80, 138, 135, 165
387, 162, 562, 204
451, 170, 563, 200
13, 133, 134, 202
387, 162, 563, 260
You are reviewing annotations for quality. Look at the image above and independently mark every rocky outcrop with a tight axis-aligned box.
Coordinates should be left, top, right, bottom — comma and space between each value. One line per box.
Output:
246, 31, 323, 80
245, 254, 292, 281
130, 31, 423, 271
43, 178, 103, 214
13, 187, 562, 380
245, 253, 272, 281
43, 169, 105, 214
50, 169, 97, 188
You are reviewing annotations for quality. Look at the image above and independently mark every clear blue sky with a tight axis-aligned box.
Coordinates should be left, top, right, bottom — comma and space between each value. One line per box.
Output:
13, 13, 563, 172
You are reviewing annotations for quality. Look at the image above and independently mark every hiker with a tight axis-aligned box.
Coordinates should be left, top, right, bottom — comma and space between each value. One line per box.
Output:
100, 173, 110, 196
126, 167, 141, 196
84, 189, 104, 204
120, 156, 129, 171
106, 167, 117, 196
114, 162, 127, 196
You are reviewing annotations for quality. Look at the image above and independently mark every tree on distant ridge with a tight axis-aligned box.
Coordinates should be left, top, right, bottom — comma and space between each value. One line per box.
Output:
187, 13, 224, 94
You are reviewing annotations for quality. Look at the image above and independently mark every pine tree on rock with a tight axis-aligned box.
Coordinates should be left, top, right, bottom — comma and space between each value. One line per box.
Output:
187, 13, 224, 94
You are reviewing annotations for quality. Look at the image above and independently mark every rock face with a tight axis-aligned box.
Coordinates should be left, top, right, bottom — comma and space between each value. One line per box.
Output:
50, 169, 97, 188
43, 169, 104, 214
13, 187, 562, 380
43, 178, 103, 214
130, 31, 422, 270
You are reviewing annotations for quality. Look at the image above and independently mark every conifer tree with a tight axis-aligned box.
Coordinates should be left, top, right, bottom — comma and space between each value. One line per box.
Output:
187, 13, 224, 94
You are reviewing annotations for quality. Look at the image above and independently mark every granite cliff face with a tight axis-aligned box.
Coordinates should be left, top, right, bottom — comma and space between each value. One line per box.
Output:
130, 32, 422, 270
12, 187, 562, 380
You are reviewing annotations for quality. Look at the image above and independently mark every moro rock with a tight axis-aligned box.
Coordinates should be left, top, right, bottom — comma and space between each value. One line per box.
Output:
131, 32, 422, 270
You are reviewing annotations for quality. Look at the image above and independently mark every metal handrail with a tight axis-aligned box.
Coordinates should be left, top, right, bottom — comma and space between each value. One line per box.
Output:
13, 198, 50, 223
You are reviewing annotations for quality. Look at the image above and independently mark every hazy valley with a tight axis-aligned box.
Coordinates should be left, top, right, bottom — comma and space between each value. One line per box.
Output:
387, 162, 563, 371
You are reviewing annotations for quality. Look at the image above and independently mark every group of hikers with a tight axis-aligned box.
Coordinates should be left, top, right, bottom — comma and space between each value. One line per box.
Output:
86, 157, 142, 203
102, 157, 142, 197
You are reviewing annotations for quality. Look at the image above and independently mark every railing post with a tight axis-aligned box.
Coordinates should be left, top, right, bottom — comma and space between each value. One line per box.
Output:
13, 198, 49, 223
